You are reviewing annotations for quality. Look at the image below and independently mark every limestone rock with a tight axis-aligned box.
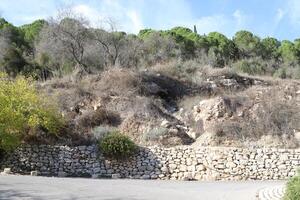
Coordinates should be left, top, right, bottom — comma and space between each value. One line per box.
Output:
2, 168, 11, 174
112, 174, 121, 179
30, 171, 39, 176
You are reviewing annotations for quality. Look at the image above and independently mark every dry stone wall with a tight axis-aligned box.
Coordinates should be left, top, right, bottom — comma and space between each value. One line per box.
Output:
1, 145, 299, 181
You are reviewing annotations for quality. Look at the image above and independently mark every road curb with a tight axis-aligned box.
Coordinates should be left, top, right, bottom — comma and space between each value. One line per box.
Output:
257, 185, 285, 200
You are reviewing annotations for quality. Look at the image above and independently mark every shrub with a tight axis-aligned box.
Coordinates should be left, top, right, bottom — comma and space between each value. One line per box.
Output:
273, 66, 300, 79
212, 89, 300, 147
232, 59, 266, 75
99, 132, 137, 159
77, 108, 121, 128
91, 125, 116, 140
273, 67, 287, 79
0, 73, 64, 150
284, 171, 300, 200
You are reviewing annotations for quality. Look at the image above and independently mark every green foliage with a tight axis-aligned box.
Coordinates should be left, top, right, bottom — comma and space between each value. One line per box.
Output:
0, 23, 27, 48
99, 132, 137, 159
279, 40, 299, 64
0, 73, 64, 150
0, 16, 300, 80
233, 30, 261, 57
20, 19, 46, 44
169, 26, 200, 42
138, 27, 208, 61
293, 38, 300, 54
261, 37, 280, 59
163, 27, 201, 58
284, 171, 300, 200
1, 47, 27, 77
195, 35, 210, 50
0, 18, 9, 29
138, 29, 157, 39
273, 65, 300, 79
273, 67, 287, 79
208, 47, 226, 67
207, 32, 237, 63
232, 58, 266, 75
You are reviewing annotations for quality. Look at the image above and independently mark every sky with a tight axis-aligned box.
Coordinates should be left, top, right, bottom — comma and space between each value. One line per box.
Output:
1, 0, 300, 40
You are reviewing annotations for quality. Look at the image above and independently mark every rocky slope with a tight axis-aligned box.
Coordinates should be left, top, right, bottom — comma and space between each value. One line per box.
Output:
39, 67, 300, 148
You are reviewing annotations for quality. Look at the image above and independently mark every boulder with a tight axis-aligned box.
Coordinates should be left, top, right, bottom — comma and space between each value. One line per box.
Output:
111, 174, 121, 179
2, 168, 11, 174
30, 171, 39, 176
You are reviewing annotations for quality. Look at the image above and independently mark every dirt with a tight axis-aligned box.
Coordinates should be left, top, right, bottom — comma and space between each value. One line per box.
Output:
38, 68, 300, 148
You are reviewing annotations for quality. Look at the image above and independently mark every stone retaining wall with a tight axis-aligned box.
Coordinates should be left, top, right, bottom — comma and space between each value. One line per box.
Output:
1, 145, 299, 180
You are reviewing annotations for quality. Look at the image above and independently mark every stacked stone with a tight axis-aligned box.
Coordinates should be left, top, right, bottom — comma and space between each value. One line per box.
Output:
1, 145, 299, 181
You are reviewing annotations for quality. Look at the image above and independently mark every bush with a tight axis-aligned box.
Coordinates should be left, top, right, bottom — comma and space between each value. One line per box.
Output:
91, 125, 116, 140
232, 58, 266, 75
273, 67, 287, 79
0, 73, 64, 150
76, 108, 121, 129
284, 171, 300, 200
99, 132, 137, 159
273, 66, 300, 79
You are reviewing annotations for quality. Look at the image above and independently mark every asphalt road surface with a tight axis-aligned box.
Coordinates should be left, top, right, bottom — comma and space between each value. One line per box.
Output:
0, 175, 286, 200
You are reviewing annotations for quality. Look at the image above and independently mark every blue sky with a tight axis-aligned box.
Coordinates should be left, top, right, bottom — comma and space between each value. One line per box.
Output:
1, 0, 300, 40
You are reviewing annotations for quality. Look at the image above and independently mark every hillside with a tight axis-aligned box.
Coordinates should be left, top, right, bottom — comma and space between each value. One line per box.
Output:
37, 62, 300, 148
1, 14, 300, 150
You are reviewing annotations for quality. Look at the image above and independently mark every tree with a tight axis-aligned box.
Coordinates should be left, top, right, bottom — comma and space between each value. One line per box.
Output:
207, 32, 237, 64
48, 11, 91, 73
233, 30, 262, 58
138, 29, 156, 39
0, 73, 63, 150
293, 38, 300, 59
141, 32, 177, 66
0, 32, 9, 62
35, 23, 73, 78
20, 19, 47, 45
163, 27, 199, 59
278, 40, 299, 64
0, 18, 9, 29
91, 20, 126, 67
0, 21, 28, 76
1, 47, 27, 77
195, 35, 210, 51
261, 37, 280, 60
193, 25, 197, 34
118, 34, 143, 68
0, 23, 27, 49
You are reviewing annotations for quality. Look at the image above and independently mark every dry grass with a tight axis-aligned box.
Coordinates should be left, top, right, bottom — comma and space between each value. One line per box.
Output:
75, 108, 121, 128
36, 62, 300, 148
211, 86, 300, 147
152, 60, 237, 84
94, 68, 142, 96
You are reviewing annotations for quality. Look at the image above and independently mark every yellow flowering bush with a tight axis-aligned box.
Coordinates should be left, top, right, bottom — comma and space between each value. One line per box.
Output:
0, 73, 63, 150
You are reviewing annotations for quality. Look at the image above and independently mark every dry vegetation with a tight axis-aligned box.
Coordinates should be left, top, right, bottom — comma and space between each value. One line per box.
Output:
37, 61, 300, 148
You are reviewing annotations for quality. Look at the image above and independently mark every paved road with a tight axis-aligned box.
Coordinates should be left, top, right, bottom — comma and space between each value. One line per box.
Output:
0, 175, 286, 200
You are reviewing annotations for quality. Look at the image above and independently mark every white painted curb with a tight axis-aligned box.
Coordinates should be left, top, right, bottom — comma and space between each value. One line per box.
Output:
257, 186, 285, 200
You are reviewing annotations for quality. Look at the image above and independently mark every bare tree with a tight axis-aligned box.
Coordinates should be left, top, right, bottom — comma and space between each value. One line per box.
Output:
49, 9, 91, 73
141, 32, 178, 66
118, 35, 143, 68
35, 23, 71, 78
92, 19, 126, 67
